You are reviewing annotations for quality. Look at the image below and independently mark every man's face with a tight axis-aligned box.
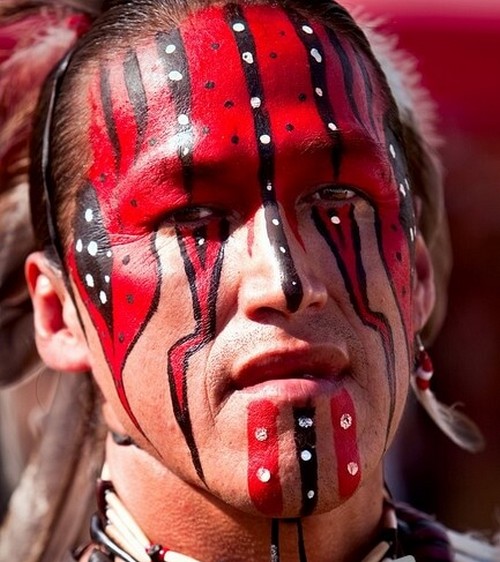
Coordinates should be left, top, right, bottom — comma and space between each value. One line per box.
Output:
68, 4, 416, 516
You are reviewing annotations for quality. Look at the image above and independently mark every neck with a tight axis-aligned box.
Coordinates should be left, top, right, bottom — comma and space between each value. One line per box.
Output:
105, 434, 385, 562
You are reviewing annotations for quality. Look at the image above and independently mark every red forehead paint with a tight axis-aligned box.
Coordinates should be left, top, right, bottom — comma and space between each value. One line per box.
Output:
330, 389, 361, 498
247, 400, 283, 516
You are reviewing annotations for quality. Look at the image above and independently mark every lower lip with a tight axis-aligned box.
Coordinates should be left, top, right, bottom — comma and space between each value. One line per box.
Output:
236, 377, 343, 405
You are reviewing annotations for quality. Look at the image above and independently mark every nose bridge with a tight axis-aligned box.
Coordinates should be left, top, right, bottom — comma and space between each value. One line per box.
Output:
241, 204, 325, 316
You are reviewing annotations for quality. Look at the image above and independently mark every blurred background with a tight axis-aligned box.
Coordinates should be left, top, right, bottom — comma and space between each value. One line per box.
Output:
348, 0, 500, 535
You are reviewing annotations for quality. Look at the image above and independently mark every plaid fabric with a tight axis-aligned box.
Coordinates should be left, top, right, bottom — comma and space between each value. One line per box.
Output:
395, 502, 453, 561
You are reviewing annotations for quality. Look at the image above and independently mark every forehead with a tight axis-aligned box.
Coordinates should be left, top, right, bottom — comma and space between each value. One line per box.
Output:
85, 3, 391, 214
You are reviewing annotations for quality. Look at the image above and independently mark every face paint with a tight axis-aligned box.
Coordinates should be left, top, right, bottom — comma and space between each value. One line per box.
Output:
247, 400, 283, 516
331, 390, 361, 498
67, 1, 414, 510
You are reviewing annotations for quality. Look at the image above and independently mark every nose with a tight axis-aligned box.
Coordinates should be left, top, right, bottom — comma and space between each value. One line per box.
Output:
239, 205, 328, 320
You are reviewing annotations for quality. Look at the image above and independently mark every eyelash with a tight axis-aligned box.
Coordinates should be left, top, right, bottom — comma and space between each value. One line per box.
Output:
303, 185, 357, 204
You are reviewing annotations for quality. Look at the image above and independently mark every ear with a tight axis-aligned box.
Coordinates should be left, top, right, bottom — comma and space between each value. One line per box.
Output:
25, 252, 90, 372
412, 232, 436, 333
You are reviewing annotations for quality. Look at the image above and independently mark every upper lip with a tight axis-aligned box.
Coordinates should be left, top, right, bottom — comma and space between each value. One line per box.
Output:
231, 344, 350, 390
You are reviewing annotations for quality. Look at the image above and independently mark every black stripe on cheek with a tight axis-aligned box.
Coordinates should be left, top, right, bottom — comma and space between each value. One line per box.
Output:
225, 3, 304, 313
156, 29, 194, 193
123, 49, 149, 159
287, 13, 343, 178
293, 407, 318, 516
99, 64, 121, 172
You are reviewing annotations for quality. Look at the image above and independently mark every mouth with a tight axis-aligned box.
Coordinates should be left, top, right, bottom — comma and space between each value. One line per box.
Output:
229, 345, 350, 402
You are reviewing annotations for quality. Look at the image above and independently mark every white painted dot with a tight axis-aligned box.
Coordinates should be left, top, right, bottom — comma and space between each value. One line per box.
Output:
104, 275, 110, 283
250, 96, 261, 109
85, 208, 93, 222
307, 490, 315, 499
405, 178, 410, 190
178, 114, 189, 125
301, 450, 312, 462
279, 246, 286, 254
257, 467, 271, 483
347, 461, 359, 476
399, 183, 406, 196
168, 70, 183, 81
298, 416, 313, 428
410, 227, 415, 242
106, 250, 112, 258
255, 428, 268, 441
165, 44, 176, 54
99, 290, 107, 305
242, 52, 254, 64
315, 87, 323, 97
75, 239, 83, 253
272, 218, 280, 226
302, 25, 314, 34
233, 22, 245, 32
266, 181, 273, 191
181, 146, 190, 156
291, 281, 297, 286
330, 215, 341, 225
340, 413, 352, 430
328, 122, 337, 131
198, 238, 205, 246
389, 144, 396, 159
260, 134, 271, 145
87, 240, 98, 256
310, 48, 322, 63
85, 274, 94, 288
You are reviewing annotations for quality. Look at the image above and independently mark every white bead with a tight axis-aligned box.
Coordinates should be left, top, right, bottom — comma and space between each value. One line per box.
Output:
307, 490, 315, 499
301, 450, 312, 462
302, 25, 314, 34
330, 216, 341, 225
233, 22, 245, 32
260, 134, 271, 144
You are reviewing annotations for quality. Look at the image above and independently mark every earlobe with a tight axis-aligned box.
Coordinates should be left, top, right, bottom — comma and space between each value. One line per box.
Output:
412, 233, 436, 333
25, 252, 90, 373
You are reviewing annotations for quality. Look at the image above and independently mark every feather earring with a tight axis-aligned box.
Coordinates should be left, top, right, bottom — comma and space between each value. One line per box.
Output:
411, 336, 485, 453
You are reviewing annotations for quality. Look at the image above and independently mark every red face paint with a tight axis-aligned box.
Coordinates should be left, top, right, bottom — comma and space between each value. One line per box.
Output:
247, 400, 283, 516
330, 390, 361, 498
67, 3, 414, 488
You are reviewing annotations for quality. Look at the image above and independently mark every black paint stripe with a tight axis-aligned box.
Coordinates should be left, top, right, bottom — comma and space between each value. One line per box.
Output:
271, 519, 280, 562
297, 519, 308, 562
312, 205, 396, 443
99, 65, 121, 172
167, 219, 230, 483
225, 3, 304, 313
123, 49, 148, 159
293, 407, 318, 516
353, 49, 377, 135
325, 27, 366, 134
156, 29, 194, 193
287, 13, 343, 178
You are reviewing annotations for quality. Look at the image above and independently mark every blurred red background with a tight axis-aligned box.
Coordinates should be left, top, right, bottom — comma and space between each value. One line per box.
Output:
348, 0, 500, 534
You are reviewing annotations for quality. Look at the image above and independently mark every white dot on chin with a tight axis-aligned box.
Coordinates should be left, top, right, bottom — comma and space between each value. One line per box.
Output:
301, 450, 312, 462
347, 461, 359, 476
178, 114, 189, 125
302, 25, 314, 34
165, 44, 176, 54
315, 87, 323, 97
279, 246, 286, 254
168, 70, 183, 81
256, 467, 271, 483
328, 122, 337, 131
85, 208, 93, 222
260, 134, 271, 145
250, 96, 261, 109
85, 273, 94, 288
75, 239, 83, 253
233, 22, 245, 32
389, 144, 396, 159
307, 490, 315, 499
99, 290, 107, 305
272, 218, 280, 226
330, 216, 341, 225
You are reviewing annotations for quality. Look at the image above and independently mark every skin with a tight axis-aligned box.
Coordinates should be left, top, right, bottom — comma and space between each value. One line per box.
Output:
26, 3, 435, 561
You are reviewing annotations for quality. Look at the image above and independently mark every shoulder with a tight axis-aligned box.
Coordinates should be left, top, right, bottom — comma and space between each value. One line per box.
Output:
395, 502, 500, 562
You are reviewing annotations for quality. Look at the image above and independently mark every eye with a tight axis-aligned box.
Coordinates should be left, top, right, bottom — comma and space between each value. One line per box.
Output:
161, 205, 223, 227
304, 185, 357, 204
